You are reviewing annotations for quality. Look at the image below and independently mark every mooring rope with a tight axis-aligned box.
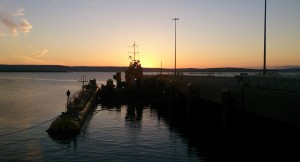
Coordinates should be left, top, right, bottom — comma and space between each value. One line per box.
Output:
0, 115, 60, 137
0, 93, 182, 137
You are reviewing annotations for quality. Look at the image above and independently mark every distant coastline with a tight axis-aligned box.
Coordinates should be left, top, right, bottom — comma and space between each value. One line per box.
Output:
0, 64, 299, 73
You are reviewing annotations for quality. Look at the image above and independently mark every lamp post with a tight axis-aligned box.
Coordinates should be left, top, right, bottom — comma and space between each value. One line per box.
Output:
173, 18, 179, 76
263, 0, 267, 75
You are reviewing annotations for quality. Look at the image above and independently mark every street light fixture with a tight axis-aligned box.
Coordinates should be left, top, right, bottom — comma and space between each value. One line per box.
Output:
173, 18, 179, 76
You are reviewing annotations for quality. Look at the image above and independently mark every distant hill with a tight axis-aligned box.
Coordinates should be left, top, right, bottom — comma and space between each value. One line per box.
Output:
0, 65, 299, 73
176, 67, 261, 72
0, 65, 129, 72
0, 65, 69, 72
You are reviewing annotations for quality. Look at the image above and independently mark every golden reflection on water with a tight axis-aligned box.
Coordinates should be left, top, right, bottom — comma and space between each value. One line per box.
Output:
0, 72, 204, 161
0, 73, 82, 135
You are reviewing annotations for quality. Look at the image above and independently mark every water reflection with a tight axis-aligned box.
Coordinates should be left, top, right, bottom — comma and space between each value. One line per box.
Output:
125, 105, 143, 125
0, 72, 206, 161
46, 101, 207, 161
47, 103, 100, 142
52, 137, 78, 150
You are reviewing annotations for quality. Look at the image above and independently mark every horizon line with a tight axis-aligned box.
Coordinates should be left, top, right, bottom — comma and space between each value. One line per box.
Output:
1, 64, 300, 70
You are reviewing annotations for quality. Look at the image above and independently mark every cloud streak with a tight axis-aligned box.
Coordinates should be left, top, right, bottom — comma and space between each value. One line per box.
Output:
14, 8, 25, 16
22, 55, 44, 64
19, 19, 33, 34
37, 48, 48, 57
90, 0, 99, 5
0, 30, 7, 36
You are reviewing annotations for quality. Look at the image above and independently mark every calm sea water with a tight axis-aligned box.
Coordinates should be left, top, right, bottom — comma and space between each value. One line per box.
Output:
0, 72, 206, 162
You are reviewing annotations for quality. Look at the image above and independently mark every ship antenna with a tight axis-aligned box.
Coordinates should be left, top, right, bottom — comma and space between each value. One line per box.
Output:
128, 41, 139, 61
78, 75, 87, 87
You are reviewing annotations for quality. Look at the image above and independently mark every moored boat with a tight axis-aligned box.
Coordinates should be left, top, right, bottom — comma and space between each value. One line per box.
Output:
99, 42, 144, 103
46, 79, 100, 137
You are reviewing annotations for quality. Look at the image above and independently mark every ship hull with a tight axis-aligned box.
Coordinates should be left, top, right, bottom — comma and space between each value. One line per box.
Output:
46, 87, 99, 137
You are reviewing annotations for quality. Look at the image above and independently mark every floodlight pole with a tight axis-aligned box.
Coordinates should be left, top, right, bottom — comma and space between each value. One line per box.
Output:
173, 18, 179, 76
263, 0, 267, 75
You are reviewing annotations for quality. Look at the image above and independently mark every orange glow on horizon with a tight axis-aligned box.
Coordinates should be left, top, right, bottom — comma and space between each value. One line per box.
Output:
1, 1, 300, 69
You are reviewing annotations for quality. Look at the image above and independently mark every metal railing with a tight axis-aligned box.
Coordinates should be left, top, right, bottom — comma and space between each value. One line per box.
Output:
144, 71, 300, 79
236, 75, 300, 93
143, 71, 300, 93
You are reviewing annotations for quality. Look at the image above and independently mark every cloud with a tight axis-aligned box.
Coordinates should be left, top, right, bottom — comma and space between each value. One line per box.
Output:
0, 11, 18, 36
0, 7, 32, 36
37, 48, 48, 57
19, 19, 33, 35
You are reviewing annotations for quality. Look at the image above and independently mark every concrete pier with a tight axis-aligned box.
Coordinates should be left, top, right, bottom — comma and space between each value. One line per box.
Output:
142, 74, 300, 128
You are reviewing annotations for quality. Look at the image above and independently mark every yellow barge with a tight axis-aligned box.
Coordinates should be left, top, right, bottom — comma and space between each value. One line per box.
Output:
46, 79, 100, 137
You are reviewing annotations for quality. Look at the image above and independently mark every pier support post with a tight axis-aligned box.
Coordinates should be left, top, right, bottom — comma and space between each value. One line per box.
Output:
221, 87, 230, 139
240, 89, 246, 130
186, 83, 192, 121
168, 81, 172, 108
168, 81, 172, 119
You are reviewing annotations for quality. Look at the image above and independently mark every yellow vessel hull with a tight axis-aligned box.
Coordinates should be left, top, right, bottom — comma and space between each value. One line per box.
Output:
46, 87, 99, 136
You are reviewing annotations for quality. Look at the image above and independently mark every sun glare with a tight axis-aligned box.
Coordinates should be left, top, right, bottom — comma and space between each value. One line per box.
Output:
140, 59, 159, 68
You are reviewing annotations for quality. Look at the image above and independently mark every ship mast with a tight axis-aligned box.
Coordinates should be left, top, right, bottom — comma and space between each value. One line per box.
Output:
128, 41, 139, 62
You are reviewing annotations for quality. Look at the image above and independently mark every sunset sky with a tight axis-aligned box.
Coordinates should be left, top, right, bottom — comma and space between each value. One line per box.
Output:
0, 0, 299, 68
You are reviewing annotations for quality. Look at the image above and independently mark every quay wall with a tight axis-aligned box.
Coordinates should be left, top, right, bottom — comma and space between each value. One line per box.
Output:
244, 89, 300, 127
139, 75, 300, 156
142, 75, 300, 128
